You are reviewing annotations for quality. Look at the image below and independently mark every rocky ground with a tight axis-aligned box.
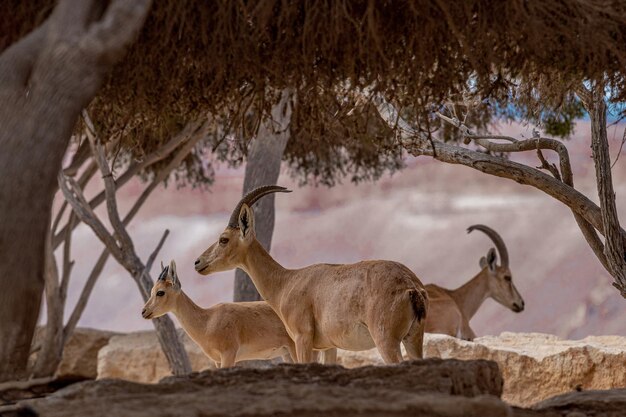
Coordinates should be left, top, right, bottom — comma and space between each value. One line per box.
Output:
4, 360, 626, 417
3, 329, 626, 416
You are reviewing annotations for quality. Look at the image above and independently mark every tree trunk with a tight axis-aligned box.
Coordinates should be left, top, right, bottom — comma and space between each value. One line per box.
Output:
234, 91, 292, 301
31, 240, 66, 377
0, 0, 151, 381
587, 88, 626, 295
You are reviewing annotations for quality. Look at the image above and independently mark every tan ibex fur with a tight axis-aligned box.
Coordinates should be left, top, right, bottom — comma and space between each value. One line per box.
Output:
194, 186, 429, 364
142, 260, 296, 368
425, 225, 524, 341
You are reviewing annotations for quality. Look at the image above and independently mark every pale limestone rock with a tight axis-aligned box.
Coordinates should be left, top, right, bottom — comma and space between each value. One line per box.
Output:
29, 327, 118, 380
338, 332, 626, 407
97, 329, 214, 383
57, 328, 119, 380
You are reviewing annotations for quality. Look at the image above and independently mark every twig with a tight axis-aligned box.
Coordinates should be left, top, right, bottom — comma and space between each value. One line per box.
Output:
536, 149, 562, 181
611, 127, 626, 169
59, 212, 75, 300
145, 229, 169, 275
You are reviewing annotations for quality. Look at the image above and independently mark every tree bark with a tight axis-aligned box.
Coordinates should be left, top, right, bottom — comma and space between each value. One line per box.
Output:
234, 91, 293, 301
584, 86, 626, 295
0, 0, 151, 381
31, 237, 66, 377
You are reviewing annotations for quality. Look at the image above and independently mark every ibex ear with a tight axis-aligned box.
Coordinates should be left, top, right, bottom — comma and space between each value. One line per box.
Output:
485, 248, 498, 271
238, 203, 255, 240
479, 248, 498, 271
168, 260, 181, 290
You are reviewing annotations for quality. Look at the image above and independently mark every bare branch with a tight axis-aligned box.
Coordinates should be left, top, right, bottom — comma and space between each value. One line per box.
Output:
0, 377, 55, 392
63, 248, 109, 343
52, 122, 198, 249
84, 111, 135, 253
371, 95, 624, 258
611, 127, 626, 169
435, 100, 611, 271
536, 149, 562, 181
52, 160, 98, 235
58, 173, 121, 259
62, 139, 91, 177
59, 213, 75, 300
145, 230, 169, 276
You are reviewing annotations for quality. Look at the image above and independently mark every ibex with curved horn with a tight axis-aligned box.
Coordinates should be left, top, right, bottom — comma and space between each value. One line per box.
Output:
194, 185, 429, 363
142, 260, 296, 368
425, 225, 524, 340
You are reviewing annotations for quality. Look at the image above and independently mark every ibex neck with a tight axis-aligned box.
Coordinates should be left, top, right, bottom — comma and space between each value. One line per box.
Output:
450, 269, 490, 320
239, 239, 288, 303
172, 291, 208, 342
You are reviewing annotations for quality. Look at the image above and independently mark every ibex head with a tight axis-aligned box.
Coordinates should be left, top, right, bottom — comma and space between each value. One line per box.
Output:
194, 185, 291, 275
142, 260, 182, 319
468, 224, 525, 313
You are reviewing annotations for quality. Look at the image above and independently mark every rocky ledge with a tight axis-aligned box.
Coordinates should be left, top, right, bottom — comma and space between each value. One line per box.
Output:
15, 360, 507, 417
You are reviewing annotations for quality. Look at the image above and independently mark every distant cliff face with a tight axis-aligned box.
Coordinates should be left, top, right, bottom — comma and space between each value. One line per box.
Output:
62, 121, 626, 338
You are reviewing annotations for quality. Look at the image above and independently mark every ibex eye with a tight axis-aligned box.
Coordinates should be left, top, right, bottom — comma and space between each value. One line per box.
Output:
219, 237, 229, 245
504, 276, 512, 282
156, 290, 165, 297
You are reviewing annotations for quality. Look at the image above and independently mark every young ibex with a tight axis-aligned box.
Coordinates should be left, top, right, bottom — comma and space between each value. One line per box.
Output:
425, 225, 525, 340
194, 185, 429, 364
142, 260, 296, 368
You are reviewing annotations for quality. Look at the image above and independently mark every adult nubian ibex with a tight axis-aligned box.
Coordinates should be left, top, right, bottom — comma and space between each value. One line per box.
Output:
142, 260, 296, 368
194, 185, 429, 364
425, 225, 524, 341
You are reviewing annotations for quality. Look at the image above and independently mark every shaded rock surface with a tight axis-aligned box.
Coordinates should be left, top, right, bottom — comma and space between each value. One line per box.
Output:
97, 329, 215, 383
511, 388, 626, 417
338, 332, 626, 407
29, 328, 118, 381
21, 360, 509, 417
57, 328, 118, 380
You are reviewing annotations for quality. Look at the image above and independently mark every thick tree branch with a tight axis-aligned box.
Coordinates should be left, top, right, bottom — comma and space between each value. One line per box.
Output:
0, 22, 49, 88
373, 96, 618, 273
434, 107, 610, 270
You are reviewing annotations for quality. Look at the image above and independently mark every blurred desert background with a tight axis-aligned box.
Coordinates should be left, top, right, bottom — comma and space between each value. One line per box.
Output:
53, 120, 626, 339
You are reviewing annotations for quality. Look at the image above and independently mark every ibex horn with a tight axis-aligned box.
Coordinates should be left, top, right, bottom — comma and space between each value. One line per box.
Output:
228, 185, 292, 229
157, 263, 169, 281
467, 224, 509, 268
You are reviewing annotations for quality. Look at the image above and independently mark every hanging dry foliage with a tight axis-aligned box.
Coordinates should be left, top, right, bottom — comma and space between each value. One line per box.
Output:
3, 0, 626, 185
